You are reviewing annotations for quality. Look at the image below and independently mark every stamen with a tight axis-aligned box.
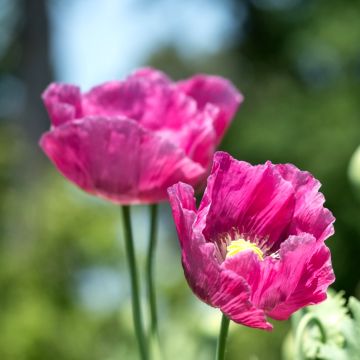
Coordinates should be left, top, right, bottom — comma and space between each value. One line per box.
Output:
226, 238, 264, 261
270, 250, 280, 260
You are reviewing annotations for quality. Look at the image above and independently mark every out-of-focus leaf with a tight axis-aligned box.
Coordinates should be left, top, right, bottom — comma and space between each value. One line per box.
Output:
285, 290, 360, 360
348, 145, 360, 198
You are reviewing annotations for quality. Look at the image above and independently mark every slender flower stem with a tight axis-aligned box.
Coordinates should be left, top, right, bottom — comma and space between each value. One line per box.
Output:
146, 204, 159, 338
294, 313, 327, 360
120, 206, 148, 360
216, 314, 230, 360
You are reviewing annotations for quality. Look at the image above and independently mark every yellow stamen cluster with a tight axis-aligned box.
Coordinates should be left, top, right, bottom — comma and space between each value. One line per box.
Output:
226, 238, 264, 261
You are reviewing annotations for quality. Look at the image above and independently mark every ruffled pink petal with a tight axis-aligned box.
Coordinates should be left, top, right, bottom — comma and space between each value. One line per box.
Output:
223, 250, 262, 295
168, 183, 221, 303
43, 69, 238, 176
40, 117, 205, 204
168, 182, 271, 329
42, 83, 82, 126
199, 152, 296, 250
276, 164, 335, 242
138, 131, 205, 202
222, 233, 334, 320
127, 67, 171, 85
82, 80, 148, 120
82, 76, 218, 169
82, 69, 197, 130
182, 105, 218, 168
81, 75, 151, 120
265, 234, 334, 319
169, 155, 335, 330
213, 269, 272, 330
159, 104, 218, 169
177, 75, 243, 142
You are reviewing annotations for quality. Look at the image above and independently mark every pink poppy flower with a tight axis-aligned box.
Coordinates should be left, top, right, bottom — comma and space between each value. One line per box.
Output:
40, 68, 242, 204
168, 151, 335, 330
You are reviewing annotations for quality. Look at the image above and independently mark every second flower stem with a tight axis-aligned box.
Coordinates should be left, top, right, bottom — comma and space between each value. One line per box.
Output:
146, 204, 159, 338
121, 205, 148, 360
216, 314, 230, 360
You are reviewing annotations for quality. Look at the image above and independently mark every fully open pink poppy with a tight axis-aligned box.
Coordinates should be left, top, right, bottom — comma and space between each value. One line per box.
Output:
168, 152, 335, 330
40, 68, 242, 204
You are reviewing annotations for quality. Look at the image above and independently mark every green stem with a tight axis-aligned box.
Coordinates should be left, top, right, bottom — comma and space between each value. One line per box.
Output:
120, 206, 148, 360
216, 314, 230, 360
294, 313, 327, 360
146, 204, 159, 338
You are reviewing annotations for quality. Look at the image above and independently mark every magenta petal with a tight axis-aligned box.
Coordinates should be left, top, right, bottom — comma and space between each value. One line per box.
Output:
177, 75, 243, 141
163, 104, 217, 169
42, 83, 82, 126
258, 234, 334, 319
40, 117, 205, 204
223, 251, 284, 315
213, 269, 272, 330
169, 153, 335, 330
41, 68, 243, 207
276, 164, 335, 242
82, 76, 198, 131
223, 251, 262, 294
82, 74, 219, 170
168, 182, 271, 329
200, 152, 295, 250
82, 68, 173, 122
41, 70, 242, 205
222, 234, 334, 320
168, 183, 222, 303
138, 131, 206, 202
128, 67, 171, 85
82, 80, 147, 119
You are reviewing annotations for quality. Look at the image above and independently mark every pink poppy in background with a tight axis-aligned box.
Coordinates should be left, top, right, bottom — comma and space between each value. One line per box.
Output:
40, 68, 242, 204
168, 151, 335, 330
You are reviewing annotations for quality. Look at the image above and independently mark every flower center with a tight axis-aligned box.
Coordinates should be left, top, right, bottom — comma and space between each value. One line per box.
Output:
226, 238, 264, 261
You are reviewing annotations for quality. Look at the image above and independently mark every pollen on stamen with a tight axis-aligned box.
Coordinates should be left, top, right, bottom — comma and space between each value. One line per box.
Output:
226, 238, 264, 261
215, 230, 269, 262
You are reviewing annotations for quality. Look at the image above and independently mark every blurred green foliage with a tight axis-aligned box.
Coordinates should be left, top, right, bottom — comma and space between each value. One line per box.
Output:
283, 290, 360, 360
0, 150, 290, 359
0, 0, 360, 359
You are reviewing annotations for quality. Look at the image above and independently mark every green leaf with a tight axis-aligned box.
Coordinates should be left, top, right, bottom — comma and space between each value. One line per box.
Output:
286, 290, 360, 360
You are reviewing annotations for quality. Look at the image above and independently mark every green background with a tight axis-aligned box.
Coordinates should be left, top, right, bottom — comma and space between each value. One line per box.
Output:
0, 0, 359, 358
